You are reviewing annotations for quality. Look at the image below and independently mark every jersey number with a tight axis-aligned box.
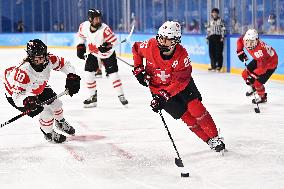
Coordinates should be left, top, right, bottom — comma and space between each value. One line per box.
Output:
139, 40, 149, 48
254, 50, 263, 58
15, 72, 25, 83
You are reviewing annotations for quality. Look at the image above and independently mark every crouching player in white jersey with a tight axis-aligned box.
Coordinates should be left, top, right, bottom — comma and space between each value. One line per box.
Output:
3, 39, 81, 143
76, 8, 128, 108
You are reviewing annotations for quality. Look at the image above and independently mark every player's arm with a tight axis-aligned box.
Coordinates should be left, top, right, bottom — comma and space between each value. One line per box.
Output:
132, 41, 150, 87
49, 55, 81, 96
98, 27, 118, 53
236, 36, 248, 62
77, 23, 87, 59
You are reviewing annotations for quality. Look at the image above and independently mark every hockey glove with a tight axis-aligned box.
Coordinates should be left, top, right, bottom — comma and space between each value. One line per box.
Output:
65, 73, 81, 97
246, 72, 258, 85
133, 66, 150, 87
237, 50, 248, 62
98, 42, 112, 53
23, 96, 44, 117
150, 90, 170, 113
77, 44, 86, 60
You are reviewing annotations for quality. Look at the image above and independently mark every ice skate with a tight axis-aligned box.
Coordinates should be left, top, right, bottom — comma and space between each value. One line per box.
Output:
55, 118, 75, 135
246, 86, 256, 97
207, 136, 226, 153
118, 94, 128, 106
252, 93, 267, 104
208, 67, 216, 72
41, 128, 66, 143
83, 92, 97, 108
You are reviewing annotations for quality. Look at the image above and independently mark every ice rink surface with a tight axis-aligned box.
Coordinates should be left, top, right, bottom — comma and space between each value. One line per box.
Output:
0, 48, 283, 189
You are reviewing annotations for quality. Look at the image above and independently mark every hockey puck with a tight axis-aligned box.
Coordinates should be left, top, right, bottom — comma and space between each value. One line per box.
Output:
181, 172, 189, 177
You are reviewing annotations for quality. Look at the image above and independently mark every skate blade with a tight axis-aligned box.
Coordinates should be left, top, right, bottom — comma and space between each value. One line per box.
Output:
220, 148, 228, 156
83, 103, 97, 108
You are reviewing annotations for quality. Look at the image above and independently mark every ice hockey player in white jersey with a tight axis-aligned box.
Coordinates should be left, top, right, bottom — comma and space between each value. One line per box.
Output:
76, 8, 128, 107
3, 39, 81, 143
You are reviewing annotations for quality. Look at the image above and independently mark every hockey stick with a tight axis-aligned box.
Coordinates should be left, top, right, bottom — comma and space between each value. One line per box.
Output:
117, 56, 134, 67
244, 60, 260, 113
158, 110, 189, 177
0, 89, 69, 128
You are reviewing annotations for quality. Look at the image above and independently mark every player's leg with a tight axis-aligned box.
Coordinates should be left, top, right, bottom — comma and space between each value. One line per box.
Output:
84, 54, 99, 107
186, 99, 225, 152
242, 59, 257, 96
39, 107, 66, 143
38, 86, 75, 135
102, 52, 128, 105
251, 68, 276, 104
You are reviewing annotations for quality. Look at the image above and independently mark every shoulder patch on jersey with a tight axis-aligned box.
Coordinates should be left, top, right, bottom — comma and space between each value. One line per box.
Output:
13, 68, 30, 84
49, 54, 58, 64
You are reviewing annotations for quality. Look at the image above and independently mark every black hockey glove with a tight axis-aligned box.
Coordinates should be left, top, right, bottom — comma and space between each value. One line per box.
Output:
237, 50, 248, 62
150, 90, 170, 113
246, 72, 258, 85
98, 42, 112, 53
23, 96, 44, 117
133, 66, 150, 87
65, 73, 81, 97
77, 44, 86, 60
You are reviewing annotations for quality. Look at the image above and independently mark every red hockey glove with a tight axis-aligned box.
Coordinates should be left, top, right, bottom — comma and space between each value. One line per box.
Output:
77, 44, 86, 60
23, 96, 44, 117
150, 90, 170, 113
237, 50, 248, 62
133, 66, 150, 87
98, 42, 112, 53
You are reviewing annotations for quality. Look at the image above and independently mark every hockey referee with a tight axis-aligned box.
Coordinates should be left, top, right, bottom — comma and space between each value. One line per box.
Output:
206, 8, 226, 72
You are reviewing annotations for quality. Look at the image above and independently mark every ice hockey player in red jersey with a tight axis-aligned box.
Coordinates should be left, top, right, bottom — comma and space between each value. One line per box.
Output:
76, 8, 128, 108
132, 21, 225, 152
3, 39, 81, 143
237, 29, 278, 104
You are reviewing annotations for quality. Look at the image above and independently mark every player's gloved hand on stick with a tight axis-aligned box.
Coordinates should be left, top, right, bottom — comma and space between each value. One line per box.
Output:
133, 66, 150, 87
77, 44, 86, 60
150, 90, 170, 113
237, 50, 248, 62
98, 42, 112, 53
23, 96, 44, 117
246, 72, 258, 85
65, 73, 81, 97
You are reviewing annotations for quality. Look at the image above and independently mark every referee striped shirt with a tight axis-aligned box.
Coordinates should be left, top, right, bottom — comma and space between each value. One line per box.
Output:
207, 17, 226, 38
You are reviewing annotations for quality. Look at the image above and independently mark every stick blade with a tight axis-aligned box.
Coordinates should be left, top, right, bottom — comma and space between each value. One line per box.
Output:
254, 108, 260, 113
175, 158, 184, 167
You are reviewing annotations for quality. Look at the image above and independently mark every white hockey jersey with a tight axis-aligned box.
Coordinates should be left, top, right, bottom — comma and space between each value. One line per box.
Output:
77, 21, 118, 59
4, 54, 75, 107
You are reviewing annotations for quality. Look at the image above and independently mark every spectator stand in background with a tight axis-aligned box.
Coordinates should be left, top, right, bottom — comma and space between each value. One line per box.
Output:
16, 20, 24, 32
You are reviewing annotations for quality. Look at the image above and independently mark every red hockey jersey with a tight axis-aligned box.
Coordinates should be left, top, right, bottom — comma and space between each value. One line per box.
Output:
237, 36, 278, 75
132, 38, 192, 97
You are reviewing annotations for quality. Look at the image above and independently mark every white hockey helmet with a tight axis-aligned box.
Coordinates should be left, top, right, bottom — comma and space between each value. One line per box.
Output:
156, 21, 181, 52
243, 29, 259, 50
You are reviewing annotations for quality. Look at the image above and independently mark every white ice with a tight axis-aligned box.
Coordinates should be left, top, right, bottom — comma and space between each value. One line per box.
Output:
0, 48, 284, 189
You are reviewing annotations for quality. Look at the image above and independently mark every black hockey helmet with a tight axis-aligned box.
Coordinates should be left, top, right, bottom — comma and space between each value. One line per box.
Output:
211, 8, 219, 14
26, 39, 47, 58
26, 39, 49, 72
88, 9, 102, 21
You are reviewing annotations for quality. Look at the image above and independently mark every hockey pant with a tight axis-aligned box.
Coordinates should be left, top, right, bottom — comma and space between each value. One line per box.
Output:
85, 52, 124, 97
181, 99, 218, 142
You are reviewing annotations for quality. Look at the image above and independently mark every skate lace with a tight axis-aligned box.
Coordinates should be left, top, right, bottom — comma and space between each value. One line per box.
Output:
118, 95, 127, 102
208, 137, 223, 148
57, 119, 71, 132
51, 130, 61, 141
